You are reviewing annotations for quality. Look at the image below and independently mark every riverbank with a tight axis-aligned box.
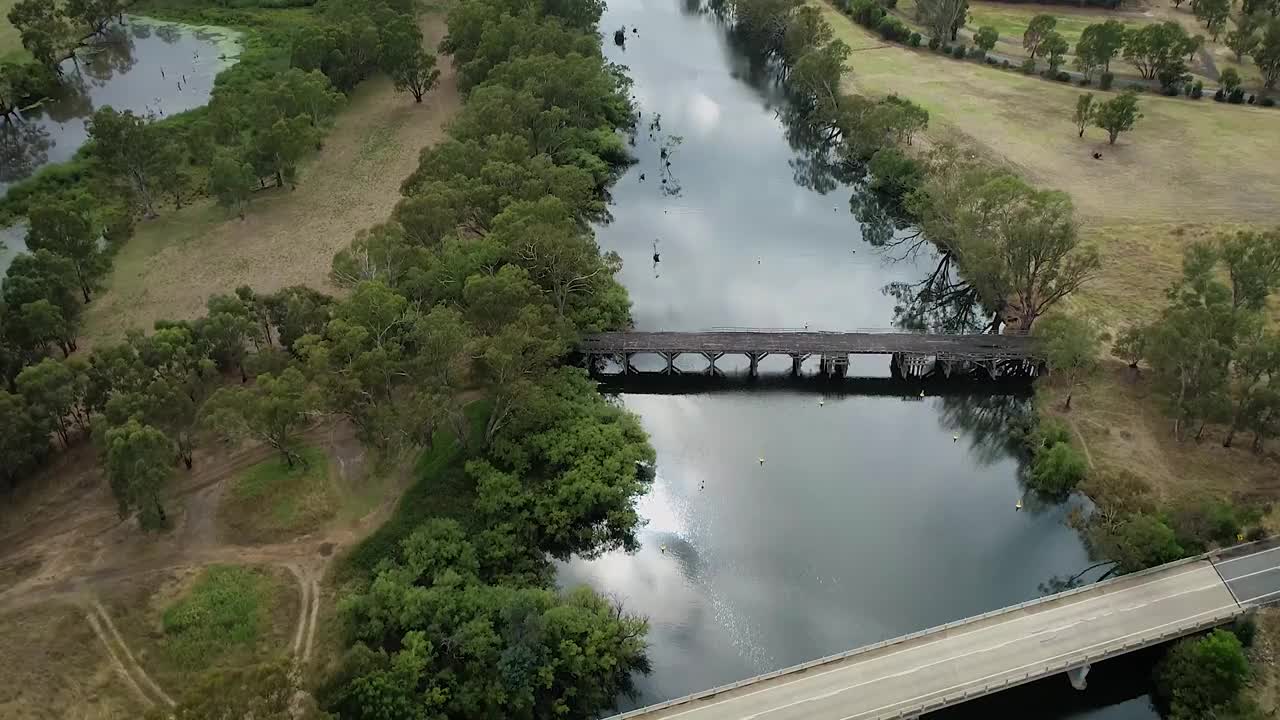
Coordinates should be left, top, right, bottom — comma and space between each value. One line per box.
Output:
81, 11, 460, 344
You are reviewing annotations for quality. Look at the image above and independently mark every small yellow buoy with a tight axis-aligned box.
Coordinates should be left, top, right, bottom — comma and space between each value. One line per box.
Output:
1016, 498, 1024, 511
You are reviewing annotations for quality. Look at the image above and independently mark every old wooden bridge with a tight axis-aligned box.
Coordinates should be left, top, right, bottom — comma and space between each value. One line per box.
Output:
577, 331, 1043, 380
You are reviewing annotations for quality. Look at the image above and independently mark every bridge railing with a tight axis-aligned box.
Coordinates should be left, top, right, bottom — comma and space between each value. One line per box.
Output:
707, 326, 927, 334
601, 542, 1265, 720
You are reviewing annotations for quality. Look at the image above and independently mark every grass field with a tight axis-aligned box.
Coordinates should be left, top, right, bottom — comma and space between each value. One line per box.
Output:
110, 565, 299, 693
963, 1, 1144, 47
0, 604, 142, 719
219, 446, 336, 543
82, 13, 459, 344
0, 0, 28, 63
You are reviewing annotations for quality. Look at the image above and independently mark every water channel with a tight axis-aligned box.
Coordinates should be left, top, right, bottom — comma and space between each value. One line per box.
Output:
557, 0, 1162, 717
0, 17, 241, 273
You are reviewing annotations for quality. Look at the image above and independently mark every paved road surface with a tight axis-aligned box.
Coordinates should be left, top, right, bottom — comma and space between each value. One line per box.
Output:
621, 560, 1245, 720
1216, 544, 1280, 606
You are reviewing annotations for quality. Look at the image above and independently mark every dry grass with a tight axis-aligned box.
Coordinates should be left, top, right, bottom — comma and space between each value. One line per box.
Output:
824, 1, 1280, 225
0, 0, 24, 62
0, 603, 142, 719
1040, 362, 1280, 510
83, 14, 460, 344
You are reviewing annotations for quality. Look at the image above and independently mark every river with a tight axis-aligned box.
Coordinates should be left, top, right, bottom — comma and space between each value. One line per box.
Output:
556, 0, 1162, 718
0, 16, 241, 273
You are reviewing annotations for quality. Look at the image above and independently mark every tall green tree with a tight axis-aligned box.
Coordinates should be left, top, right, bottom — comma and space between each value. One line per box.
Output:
1256, 18, 1280, 89
65, 0, 127, 37
1078, 20, 1126, 72
208, 148, 255, 219
974, 26, 999, 52
0, 390, 49, 490
1073, 93, 1096, 138
1093, 91, 1142, 145
88, 107, 166, 217
947, 175, 1099, 333
1223, 319, 1280, 448
1219, 228, 1280, 311
24, 192, 107, 303
1226, 27, 1261, 63
1192, 0, 1231, 41
379, 15, 441, 103
1123, 22, 1197, 85
102, 419, 175, 530
1090, 513, 1184, 573
1023, 14, 1058, 59
16, 356, 90, 446
918, 0, 968, 45
203, 367, 315, 467
7, 0, 73, 69
1043, 31, 1070, 72
3, 249, 84, 359
1038, 313, 1101, 409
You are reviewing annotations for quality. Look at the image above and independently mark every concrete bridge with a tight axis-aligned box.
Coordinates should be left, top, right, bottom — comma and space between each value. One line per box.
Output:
578, 331, 1043, 380
607, 541, 1280, 720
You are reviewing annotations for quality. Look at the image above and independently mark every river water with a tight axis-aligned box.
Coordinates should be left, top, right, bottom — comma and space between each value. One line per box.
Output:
556, 0, 1161, 717
0, 17, 240, 273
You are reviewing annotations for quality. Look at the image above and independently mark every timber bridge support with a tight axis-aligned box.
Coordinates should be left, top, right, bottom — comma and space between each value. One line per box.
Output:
578, 331, 1044, 381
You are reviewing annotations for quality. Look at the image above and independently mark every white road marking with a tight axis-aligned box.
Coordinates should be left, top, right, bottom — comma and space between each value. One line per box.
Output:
1221, 564, 1280, 584
1216, 545, 1280, 566
651, 572, 1233, 720
1238, 587, 1280, 605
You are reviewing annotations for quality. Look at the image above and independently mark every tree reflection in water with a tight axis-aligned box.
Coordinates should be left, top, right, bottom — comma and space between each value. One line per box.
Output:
0, 119, 53, 184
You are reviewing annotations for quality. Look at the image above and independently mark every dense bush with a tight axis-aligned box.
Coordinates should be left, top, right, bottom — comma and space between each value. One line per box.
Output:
1214, 87, 1227, 101
1001, 58, 1011, 69
877, 15, 910, 42
1154, 630, 1251, 720
928, 36, 941, 50
1020, 58, 1037, 74
849, 0, 886, 27
1029, 442, 1089, 496
1078, 77, 1092, 86
880, 0, 898, 8
1190, 80, 1203, 99
867, 146, 924, 199
986, 56, 998, 65
1128, 82, 1147, 92
951, 44, 966, 59
1228, 88, 1246, 104
1099, 71, 1114, 90
1055, 71, 1071, 82
1263, 97, 1277, 107
908, 31, 922, 47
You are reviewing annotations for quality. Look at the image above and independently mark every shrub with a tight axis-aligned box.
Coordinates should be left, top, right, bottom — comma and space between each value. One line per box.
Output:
1214, 87, 1227, 101
1056, 71, 1071, 82
1248, 93, 1256, 104
908, 31, 921, 47
1029, 442, 1089, 497
1078, 77, 1092, 86
951, 44, 966, 59
927, 36, 941, 51
868, 146, 924, 199
1230, 617, 1258, 649
1263, 97, 1277, 107
1020, 58, 1037, 75
1001, 59, 1011, 69
879, 0, 898, 8
1161, 85, 1180, 96
1153, 630, 1250, 720
877, 15, 910, 42
986, 56, 998, 65
1228, 88, 1246, 104
1127, 82, 1146, 92
1099, 71, 1114, 90
1190, 80, 1203, 99
968, 47, 986, 60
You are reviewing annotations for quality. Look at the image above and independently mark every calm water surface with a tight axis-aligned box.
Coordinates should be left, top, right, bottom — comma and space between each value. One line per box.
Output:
557, 0, 1162, 717
0, 17, 240, 272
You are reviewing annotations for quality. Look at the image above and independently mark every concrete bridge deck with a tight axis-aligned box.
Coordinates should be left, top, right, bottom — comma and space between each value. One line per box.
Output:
611, 544, 1280, 720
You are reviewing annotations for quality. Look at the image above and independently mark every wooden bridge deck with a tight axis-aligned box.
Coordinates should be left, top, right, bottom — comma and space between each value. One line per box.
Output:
578, 331, 1039, 361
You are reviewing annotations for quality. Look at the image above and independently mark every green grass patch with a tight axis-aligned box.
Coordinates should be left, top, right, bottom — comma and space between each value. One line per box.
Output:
160, 565, 271, 671
964, 3, 1144, 47
219, 444, 336, 543
343, 400, 491, 575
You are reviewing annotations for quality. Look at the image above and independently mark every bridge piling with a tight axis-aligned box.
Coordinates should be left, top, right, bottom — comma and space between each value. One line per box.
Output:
1067, 663, 1091, 691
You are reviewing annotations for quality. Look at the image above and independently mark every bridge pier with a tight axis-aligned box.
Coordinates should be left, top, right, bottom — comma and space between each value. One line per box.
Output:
706, 352, 724, 376
663, 352, 675, 375
790, 354, 803, 377
1067, 663, 1091, 691
748, 352, 761, 378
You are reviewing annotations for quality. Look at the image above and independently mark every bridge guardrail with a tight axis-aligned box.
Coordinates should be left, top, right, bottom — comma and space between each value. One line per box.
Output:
602, 540, 1270, 720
